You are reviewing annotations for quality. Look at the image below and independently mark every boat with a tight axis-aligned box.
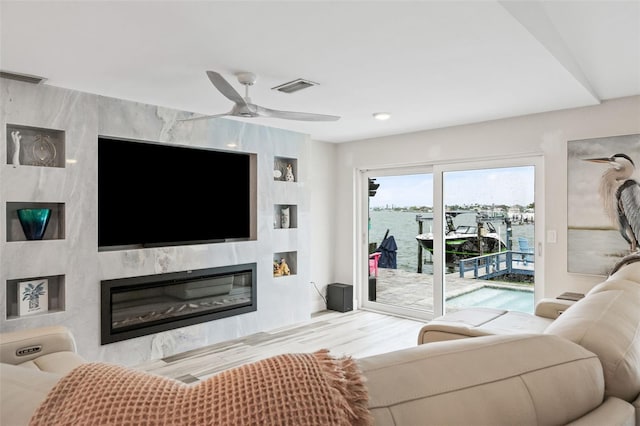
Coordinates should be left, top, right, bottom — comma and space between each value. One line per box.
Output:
416, 213, 507, 265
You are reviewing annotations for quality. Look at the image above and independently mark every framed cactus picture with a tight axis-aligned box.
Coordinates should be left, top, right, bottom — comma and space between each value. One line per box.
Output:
18, 279, 48, 316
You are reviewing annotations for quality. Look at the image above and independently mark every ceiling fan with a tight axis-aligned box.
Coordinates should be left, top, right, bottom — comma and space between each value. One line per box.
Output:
181, 71, 340, 122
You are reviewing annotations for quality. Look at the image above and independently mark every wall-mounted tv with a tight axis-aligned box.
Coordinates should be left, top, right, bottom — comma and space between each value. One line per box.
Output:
98, 136, 254, 250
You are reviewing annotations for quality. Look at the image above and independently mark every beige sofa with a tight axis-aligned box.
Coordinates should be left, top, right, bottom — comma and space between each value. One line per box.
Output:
1, 260, 639, 425
380, 258, 639, 425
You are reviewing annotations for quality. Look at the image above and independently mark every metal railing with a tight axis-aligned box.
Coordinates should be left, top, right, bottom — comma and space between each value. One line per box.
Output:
459, 250, 534, 279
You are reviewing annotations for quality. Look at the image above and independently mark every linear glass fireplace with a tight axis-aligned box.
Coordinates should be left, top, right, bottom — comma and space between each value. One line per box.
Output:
101, 263, 256, 344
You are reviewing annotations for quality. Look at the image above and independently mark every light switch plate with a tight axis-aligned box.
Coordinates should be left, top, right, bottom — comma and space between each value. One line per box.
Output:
547, 230, 557, 243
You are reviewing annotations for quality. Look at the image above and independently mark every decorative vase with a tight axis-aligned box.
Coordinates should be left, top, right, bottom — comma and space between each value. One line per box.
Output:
285, 164, 295, 182
17, 208, 52, 240
281, 207, 290, 229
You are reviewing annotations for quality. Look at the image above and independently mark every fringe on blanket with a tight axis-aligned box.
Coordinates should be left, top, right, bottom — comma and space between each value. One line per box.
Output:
312, 349, 373, 426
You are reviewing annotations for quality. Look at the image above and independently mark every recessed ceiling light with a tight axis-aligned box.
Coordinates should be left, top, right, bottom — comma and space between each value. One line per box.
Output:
373, 112, 391, 121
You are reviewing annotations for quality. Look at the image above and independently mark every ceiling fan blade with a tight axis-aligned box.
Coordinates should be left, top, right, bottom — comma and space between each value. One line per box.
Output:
206, 71, 247, 106
178, 112, 232, 122
258, 105, 340, 122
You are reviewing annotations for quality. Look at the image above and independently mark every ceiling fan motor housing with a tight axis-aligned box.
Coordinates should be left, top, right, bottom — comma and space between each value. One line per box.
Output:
236, 72, 257, 86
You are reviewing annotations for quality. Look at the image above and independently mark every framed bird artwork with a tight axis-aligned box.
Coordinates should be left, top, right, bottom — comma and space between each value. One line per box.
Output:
567, 134, 640, 276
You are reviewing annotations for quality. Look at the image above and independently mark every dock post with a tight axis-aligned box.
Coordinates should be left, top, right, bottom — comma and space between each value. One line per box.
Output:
417, 215, 423, 273
505, 218, 513, 273
477, 221, 484, 256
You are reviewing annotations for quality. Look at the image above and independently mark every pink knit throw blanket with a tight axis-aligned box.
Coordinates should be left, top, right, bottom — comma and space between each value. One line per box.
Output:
29, 349, 372, 426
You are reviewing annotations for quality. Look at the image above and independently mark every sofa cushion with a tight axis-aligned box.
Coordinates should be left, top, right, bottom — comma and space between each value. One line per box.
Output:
428, 307, 507, 325
18, 351, 87, 374
564, 397, 635, 426
544, 266, 640, 403
0, 363, 62, 426
418, 308, 553, 344
476, 310, 553, 334
359, 334, 605, 426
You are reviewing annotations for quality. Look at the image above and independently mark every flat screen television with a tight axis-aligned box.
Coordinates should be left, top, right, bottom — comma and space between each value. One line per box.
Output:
98, 136, 254, 250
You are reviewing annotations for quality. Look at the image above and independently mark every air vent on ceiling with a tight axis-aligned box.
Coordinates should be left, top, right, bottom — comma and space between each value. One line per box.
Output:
271, 78, 318, 94
0, 71, 47, 84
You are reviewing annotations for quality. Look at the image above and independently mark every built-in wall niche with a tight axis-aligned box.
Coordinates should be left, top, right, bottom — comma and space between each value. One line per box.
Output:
6, 124, 65, 168
6, 202, 65, 242
273, 251, 297, 277
6, 275, 65, 319
274, 204, 298, 229
274, 156, 297, 182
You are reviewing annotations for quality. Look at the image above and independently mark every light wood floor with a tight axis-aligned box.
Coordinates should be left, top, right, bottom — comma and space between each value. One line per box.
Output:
134, 309, 425, 383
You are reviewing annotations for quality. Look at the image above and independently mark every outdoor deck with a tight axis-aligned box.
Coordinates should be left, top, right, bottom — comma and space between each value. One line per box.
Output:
372, 266, 533, 312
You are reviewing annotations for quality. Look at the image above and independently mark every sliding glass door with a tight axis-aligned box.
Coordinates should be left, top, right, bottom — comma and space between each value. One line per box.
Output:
441, 162, 539, 315
362, 168, 435, 320
360, 156, 543, 319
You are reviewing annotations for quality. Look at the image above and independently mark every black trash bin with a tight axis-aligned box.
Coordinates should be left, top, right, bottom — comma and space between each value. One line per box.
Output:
368, 276, 377, 301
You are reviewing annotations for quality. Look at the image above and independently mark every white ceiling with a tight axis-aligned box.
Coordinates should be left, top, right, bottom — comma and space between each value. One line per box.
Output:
1, 1, 639, 143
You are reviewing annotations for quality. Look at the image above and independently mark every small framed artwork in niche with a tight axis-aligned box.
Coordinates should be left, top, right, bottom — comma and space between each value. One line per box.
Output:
17, 278, 49, 316
6, 275, 64, 319
274, 157, 297, 182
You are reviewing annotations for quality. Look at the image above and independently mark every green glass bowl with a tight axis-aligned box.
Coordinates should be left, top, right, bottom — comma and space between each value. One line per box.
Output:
17, 208, 52, 240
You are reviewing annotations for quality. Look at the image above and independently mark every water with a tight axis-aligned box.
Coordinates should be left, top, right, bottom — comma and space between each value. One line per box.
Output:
369, 210, 534, 274
568, 229, 630, 275
446, 287, 534, 314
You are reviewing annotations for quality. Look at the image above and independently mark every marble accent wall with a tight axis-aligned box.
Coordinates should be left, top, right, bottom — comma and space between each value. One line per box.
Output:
0, 79, 311, 366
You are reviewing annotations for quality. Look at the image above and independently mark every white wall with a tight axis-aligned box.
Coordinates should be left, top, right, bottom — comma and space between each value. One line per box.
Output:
308, 141, 337, 312
325, 95, 640, 305
1, 80, 312, 365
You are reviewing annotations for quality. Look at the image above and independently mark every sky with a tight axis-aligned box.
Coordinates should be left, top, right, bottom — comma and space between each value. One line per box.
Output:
369, 166, 535, 208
